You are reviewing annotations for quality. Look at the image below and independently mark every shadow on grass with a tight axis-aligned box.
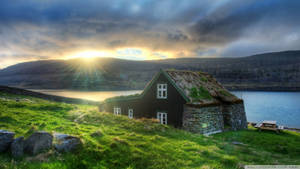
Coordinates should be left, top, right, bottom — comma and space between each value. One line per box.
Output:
213, 128, 300, 157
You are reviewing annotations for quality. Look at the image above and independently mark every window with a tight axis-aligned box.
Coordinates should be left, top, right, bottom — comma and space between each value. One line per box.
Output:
113, 107, 121, 115
157, 84, 167, 99
128, 109, 133, 119
157, 112, 167, 124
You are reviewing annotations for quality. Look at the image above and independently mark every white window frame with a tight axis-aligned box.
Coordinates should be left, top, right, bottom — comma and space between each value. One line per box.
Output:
157, 83, 167, 99
113, 107, 121, 115
128, 109, 133, 119
157, 112, 167, 124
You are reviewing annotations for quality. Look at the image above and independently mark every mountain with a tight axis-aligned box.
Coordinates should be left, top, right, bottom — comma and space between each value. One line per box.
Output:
1, 50, 300, 91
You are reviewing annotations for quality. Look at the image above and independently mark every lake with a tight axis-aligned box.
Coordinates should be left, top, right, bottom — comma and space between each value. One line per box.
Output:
31, 89, 142, 102
31, 89, 300, 128
232, 91, 300, 128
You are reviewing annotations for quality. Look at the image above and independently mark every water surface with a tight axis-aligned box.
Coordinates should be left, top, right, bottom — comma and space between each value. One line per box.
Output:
31, 89, 142, 102
232, 91, 300, 128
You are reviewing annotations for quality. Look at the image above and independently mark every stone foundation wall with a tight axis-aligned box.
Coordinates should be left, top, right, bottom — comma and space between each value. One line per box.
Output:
222, 103, 247, 130
182, 105, 224, 134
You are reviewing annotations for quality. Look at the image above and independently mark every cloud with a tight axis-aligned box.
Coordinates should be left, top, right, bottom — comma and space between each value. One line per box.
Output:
190, 0, 300, 44
0, 0, 300, 68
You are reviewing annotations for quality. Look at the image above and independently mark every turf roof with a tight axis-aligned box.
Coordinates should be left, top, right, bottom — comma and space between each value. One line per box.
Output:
103, 69, 242, 105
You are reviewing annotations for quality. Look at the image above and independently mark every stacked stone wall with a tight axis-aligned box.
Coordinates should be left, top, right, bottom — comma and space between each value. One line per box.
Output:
222, 103, 247, 130
182, 105, 224, 134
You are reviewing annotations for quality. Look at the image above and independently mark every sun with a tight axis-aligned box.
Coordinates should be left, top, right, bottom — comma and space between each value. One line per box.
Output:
67, 51, 111, 60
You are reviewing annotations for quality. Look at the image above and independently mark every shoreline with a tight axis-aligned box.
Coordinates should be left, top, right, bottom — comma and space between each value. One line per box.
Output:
5, 84, 300, 92
248, 122, 300, 133
1, 85, 299, 129
0, 85, 99, 105
26, 88, 300, 92
225, 86, 300, 92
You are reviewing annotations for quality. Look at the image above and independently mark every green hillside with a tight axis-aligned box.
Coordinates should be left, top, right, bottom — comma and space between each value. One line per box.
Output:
0, 92, 299, 169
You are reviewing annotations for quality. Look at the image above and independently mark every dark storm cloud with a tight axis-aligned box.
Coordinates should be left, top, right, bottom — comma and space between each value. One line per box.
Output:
0, 0, 300, 67
190, 0, 300, 45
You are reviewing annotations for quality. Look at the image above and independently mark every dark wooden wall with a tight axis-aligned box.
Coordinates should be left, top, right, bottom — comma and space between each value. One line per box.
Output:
102, 73, 187, 127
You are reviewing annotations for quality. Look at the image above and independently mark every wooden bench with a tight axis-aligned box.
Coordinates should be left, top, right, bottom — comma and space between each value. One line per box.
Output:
255, 121, 283, 133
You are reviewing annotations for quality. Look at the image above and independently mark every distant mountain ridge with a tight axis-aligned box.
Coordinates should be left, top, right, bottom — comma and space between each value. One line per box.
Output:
1, 50, 300, 91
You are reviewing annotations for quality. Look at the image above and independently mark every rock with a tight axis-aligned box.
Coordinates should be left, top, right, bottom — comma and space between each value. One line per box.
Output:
25, 151, 53, 162
53, 133, 82, 153
0, 130, 15, 152
24, 131, 53, 155
11, 136, 24, 158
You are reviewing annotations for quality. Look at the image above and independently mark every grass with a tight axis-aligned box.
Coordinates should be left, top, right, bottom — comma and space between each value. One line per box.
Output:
0, 91, 300, 169
189, 87, 213, 101
104, 94, 140, 103
200, 76, 208, 82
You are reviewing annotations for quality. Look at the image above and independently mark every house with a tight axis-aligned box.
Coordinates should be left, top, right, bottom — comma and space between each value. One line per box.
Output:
99, 69, 247, 135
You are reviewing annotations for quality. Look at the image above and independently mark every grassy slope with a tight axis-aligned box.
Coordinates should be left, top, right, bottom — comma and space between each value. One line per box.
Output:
0, 92, 299, 169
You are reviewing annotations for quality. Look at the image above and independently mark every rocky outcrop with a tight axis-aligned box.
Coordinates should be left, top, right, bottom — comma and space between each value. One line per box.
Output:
24, 131, 53, 155
11, 136, 24, 158
0, 130, 15, 152
53, 133, 82, 153
1, 130, 82, 158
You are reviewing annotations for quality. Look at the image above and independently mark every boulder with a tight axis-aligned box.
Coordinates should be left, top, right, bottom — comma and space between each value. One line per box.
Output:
0, 130, 15, 152
53, 133, 82, 153
11, 136, 24, 158
24, 131, 53, 155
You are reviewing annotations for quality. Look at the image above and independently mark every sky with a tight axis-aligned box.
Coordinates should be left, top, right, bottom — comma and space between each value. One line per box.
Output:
0, 0, 300, 68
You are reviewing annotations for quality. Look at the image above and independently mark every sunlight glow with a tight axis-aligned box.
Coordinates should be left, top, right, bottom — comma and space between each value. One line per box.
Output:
67, 51, 112, 60
65, 48, 175, 62
115, 48, 174, 60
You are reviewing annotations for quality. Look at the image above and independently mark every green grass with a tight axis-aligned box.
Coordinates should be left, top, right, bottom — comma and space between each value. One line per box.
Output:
200, 76, 208, 82
0, 92, 300, 169
104, 93, 140, 103
189, 87, 213, 101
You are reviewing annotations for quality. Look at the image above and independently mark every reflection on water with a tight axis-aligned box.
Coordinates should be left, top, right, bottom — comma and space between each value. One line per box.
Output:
30, 89, 142, 101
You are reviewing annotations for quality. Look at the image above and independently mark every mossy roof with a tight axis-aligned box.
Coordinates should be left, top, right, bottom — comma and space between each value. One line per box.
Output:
102, 93, 140, 103
164, 69, 242, 105
103, 69, 242, 105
